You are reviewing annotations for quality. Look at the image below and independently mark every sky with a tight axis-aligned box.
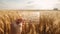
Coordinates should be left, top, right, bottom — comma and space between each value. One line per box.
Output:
0, 0, 60, 10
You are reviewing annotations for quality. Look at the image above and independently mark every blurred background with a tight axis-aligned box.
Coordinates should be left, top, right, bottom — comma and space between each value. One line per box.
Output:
0, 0, 60, 10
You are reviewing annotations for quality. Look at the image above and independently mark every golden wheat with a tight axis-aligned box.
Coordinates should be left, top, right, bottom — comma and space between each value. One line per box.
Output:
0, 10, 60, 34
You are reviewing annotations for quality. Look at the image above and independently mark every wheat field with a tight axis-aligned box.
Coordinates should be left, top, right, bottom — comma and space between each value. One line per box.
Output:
0, 10, 60, 34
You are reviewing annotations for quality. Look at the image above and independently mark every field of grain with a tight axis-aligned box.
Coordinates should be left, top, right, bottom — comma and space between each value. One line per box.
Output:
0, 10, 60, 34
